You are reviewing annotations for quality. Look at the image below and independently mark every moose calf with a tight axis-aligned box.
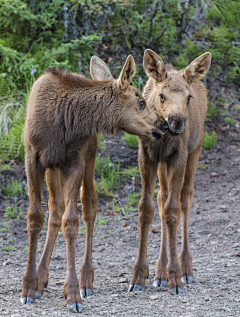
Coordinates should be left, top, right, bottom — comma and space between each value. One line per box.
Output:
20, 55, 167, 313
128, 49, 211, 294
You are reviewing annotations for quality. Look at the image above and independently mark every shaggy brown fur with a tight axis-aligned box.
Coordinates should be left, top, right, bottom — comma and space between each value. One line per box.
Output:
20, 55, 167, 313
128, 49, 211, 294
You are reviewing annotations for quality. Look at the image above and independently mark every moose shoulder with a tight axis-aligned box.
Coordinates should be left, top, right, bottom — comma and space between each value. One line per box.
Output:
128, 49, 211, 295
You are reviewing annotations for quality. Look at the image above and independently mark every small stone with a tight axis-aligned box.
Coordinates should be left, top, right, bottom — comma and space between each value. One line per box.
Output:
3, 260, 11, 266
150, 295, 159, 300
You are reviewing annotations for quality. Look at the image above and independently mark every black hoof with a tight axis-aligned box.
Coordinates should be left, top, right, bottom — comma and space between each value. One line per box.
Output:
181, 275, 195, 284
128, 284, 134, 292
161, 280, 168, 287
35, 291, 41, 299
153, 279, 168, 288
20, 297, 27, 304
80, 288, 94, 299
133, 284, 143, 291
153, 280, 160, 288
86, 289, 94, 297
27, 297, 35, 303
67, 303, 83, 313
188, 276, 195, 284
169, 287, 183, 295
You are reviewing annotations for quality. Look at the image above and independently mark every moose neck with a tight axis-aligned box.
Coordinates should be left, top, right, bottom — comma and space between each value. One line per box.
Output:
64, 82, 121, 140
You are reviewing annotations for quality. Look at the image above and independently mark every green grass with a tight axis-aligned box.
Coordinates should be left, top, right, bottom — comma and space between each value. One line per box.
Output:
117, 166, 140, 179
202, 131, 218, 150
0, 164, 12, 172
97, 133, 106, 150
1, 178, 23, 196
206, 104, 226, 121
198, 163, 206, 170
127, 192, 140, 207
123, 132, 138, 149
224, 117, 238, 126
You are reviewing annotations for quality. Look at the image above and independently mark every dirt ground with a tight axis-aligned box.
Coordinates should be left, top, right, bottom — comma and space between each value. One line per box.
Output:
0, 104, 240, 316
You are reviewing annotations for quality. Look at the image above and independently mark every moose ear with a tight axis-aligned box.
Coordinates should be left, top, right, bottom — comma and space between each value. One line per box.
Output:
90, 56, 113, 81
116, 55, 136, 91
184, 52, 211, 84
143, 49, 166, 83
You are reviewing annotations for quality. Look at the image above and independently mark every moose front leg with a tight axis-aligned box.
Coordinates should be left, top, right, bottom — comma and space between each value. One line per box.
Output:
79, 136, 98, 299
129, 145, 158, 292
179, 147, 201, 285
164, 158, 187, 295
62, 165, 85, 313
153, 162, 169, 288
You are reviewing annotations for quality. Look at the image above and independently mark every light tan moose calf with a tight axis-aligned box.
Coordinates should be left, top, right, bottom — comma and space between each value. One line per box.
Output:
128, 49, 211, 294
92, 49, 211, 295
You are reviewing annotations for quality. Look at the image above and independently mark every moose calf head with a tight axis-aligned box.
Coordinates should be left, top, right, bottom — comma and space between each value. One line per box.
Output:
143, 49, 211, 136
90, 55, 167, 141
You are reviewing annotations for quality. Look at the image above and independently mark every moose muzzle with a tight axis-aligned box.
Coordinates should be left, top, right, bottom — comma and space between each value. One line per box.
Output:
151, 117, 169, 140
167, 113, 186, 136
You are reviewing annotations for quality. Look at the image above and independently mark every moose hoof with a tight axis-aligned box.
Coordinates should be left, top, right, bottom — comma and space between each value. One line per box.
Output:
20, 296, 35, 304
67, 303, 83, 313
35, 291, 41, 299
128, 284, 143, 292
169, 287, 183, 295
153, 279, 168, 288
80, 288, 94, 299
181, 276, 195, 284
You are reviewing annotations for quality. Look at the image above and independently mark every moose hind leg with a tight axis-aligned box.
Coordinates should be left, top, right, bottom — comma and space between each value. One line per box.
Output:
179, 148, 201, 285
129, 148, 158, 292
79, 136, 98, 299
36, 168, 65, 298
21, 150, 45, 304
62, 163, 85, 313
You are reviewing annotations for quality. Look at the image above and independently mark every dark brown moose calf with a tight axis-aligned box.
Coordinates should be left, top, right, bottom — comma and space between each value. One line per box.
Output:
21, 55, 167, 313
128, 49, 211, 295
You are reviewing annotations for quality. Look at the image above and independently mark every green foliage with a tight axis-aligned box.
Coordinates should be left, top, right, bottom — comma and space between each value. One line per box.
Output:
0, 164, 12, 172
95, 155, 121, 191
198, 163, 206, 170
127, 192, 140, 207
0, 94, 26, 162
206, 103, 226, 121
123, 132, 138, 149
203, 131, 218, 150
97, 133, 106, 150
1, 178, 23, 196
0, 0, 101, 95
224, 117, 238, 126
117, 166, 140, 179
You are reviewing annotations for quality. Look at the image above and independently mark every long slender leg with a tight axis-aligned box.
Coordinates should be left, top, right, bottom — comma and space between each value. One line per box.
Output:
79, 135, 98, 299
179, 147, 201, 285
164, 156, 187, 295
129, 144, 158, 291
21, 150, 45, 304
36, 168, 65, 298
153, 162, 170, 288
62, 161, 85, 313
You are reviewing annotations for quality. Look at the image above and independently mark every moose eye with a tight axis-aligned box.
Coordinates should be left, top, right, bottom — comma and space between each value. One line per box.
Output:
139, 100, 146, 110
187, 95, 192, 105
160, 94, 164, 103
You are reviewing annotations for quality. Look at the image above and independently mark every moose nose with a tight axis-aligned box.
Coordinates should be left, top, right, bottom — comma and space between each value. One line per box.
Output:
168, 113, 186, 134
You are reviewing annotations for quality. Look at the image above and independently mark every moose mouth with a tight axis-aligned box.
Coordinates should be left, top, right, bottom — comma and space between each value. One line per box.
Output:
151, 129, 162, 140
168, 127, 184, 136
